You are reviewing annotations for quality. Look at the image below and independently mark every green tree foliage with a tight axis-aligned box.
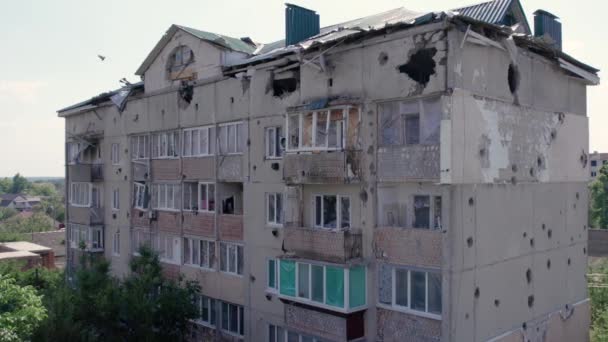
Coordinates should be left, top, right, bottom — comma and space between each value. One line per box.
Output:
0, 208, 17, 222
10, 173, 29, 194
27, 183, 57, 197
0, 178, 10, 194
591, 165, 608, 229
590, 260, 608, 342
29, 247, 200, 342
0, 274, 47, 342
0, 212, 55, 236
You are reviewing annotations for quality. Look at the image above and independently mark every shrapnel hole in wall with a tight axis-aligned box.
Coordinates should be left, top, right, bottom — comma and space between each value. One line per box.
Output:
508, 63, 520, 94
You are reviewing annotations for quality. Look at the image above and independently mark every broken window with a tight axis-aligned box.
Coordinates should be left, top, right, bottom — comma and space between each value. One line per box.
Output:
151, 131, 179, 158
167, 45, 194, 80
198, 183, 215, 212
286, 106, 358, 151
112, 231, 120, 256
413, 195, 430, 229
183, 126, 214, 157
112, 188, 120, 211
267, 192, 283, 225
220, 242, 243, 276
219, 122, 244, 155
272, 70, 299, 97
67, 142, 82, 164
131, 135, 149, 160
381, 265, 442, 317
379, 98, 441, 147
267, 259, 278, 291
314, 195, 350, 229
265, 126, 283, 158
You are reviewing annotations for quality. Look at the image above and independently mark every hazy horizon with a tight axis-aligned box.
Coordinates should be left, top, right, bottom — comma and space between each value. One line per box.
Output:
1, 0, 606, 177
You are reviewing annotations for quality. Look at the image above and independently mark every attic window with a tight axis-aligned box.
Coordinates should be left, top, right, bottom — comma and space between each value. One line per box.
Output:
167, 45, 194, 80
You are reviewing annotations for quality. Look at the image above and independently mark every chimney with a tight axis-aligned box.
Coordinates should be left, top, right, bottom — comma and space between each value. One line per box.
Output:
533, 10, 562, 50
285, 3, 320, 46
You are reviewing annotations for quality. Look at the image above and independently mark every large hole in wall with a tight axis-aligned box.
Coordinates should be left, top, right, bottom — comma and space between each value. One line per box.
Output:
508, 63, 520, 94
272, 68, 299, 97
397, 47, 438, 86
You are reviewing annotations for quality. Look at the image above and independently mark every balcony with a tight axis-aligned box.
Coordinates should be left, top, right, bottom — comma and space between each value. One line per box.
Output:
283, 150, 362, 184
284, 303, 365, 342
374, 227, 442, 268
278, 259, 367, 314
218, 214, 243, 241
68, 206, 104, 226
283, 226, 362, 263
91, 163, 103, 181
68, 224, 104, 253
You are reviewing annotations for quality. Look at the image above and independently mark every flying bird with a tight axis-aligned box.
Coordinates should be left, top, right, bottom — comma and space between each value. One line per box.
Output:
97, 55, 106, 61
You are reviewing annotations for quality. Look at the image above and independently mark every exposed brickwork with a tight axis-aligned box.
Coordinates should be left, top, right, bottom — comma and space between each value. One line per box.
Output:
285, 303, 347, 341
377, 308, 441, 342
377, 145, 440, 182
218, 215, 243, 241
161, 262, 181, 281
152, 159, 181, 181
283, 227, 362, 263
183, 212, 215, 238
183, 157, 215, 180
283, 151, 362, 184
131, 208, 150, 228
374, 227, 442, 268
217, 155, 243, 182
155, 211, 182, 234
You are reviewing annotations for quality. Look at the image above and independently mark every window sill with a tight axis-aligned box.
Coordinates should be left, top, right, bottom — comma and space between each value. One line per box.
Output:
153, 208, 181, 213
160, 259, 181, 266
183, 154, 214, 158
191, 319, 216, 330
219, 153, 244, 156
377, 303, 442, 321
220, 329, 244, 339
184, 264, 215, 272
264, 156, 283, 161
220, 271, 243, 278
151, 156, 180, 160
286, 148, 343, 154
69, 203, 91, 208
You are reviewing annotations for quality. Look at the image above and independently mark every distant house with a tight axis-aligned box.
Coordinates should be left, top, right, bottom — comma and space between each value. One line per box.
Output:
0, 241, 55, 269
0, 194, 41, 211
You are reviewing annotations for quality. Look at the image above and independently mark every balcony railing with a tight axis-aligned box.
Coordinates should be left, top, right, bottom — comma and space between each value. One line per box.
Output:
283, 226, 362, 263
283, 150, 362, 184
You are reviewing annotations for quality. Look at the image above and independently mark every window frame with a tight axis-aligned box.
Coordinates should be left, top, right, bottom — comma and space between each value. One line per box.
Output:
69, 182, 92, 207
151, 183, 181, 211
183, 126, 214, 157
379, 265, 442, 320
220, 301, 244, 337
266, 192, 283, 226
198, 182, 216, 213
286, 106, 359, 152
133, 182, 147, 210
267, 258, 279, 292
183, 236, 215, 270
112, 230, 120, 256
112, 188, 120, 211
195, 295, 217, 328
313, 194, 351, 230
111, 143, 120, 165
131, 135, 149, 160
219, 242, 244, 276
218, 121, 244, 155
156, 234, 181, 265
265, 126, 284, 159
151, 131, 180, 159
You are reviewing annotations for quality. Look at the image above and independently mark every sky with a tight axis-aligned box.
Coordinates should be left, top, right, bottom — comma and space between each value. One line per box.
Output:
0, 0, 606, 177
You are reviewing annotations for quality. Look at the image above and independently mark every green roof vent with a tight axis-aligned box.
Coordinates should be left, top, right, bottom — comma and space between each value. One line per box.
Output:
285, 3, 320, 46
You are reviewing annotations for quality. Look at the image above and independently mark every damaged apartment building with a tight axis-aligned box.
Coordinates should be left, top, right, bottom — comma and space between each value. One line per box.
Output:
57, 0, 599, 341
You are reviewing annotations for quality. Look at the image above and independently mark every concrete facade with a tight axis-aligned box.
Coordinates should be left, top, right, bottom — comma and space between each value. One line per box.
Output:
59, 3, 598, 341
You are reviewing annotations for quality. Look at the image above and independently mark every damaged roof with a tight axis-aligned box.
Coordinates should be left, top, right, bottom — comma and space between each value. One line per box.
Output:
135, 24, 257, 76
454, 0, 531, 33
57, 82, 144, 115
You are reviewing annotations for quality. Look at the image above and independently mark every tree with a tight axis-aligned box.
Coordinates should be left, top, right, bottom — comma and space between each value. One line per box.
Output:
27, 183, 57, 197
0, 178, 11, 194
591, 164, 608, 229
0, 274, 47, 342
10, 173, 29, 194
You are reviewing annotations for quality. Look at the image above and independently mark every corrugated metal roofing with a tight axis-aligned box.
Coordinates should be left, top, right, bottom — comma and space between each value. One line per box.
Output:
177, 25, 257, 55
453, 0, 512, 25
